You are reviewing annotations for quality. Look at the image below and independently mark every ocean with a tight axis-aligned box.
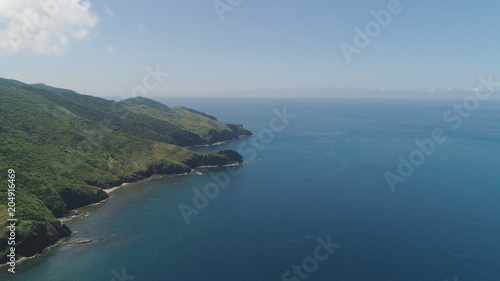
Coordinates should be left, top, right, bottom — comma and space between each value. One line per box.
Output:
2, 97, 500, 281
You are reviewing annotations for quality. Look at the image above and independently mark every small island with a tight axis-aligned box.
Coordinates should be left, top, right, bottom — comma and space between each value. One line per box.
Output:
0, 78, 252, 264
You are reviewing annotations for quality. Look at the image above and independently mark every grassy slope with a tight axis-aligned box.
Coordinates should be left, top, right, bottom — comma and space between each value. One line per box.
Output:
0, 79, 250, 261
122, 97, 252, 144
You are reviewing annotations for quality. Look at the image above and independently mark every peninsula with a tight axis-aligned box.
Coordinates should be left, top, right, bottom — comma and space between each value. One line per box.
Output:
0, 78, 252, 263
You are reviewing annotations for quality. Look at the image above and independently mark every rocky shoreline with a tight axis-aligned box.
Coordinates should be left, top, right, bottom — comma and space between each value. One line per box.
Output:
0, 150, 245, 265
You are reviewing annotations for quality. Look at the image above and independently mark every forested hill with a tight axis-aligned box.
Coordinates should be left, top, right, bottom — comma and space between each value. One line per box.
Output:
0, 78, 252, 263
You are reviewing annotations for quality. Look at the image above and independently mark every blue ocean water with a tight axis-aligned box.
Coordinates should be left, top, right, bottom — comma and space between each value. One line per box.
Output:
2, 98, 500, 281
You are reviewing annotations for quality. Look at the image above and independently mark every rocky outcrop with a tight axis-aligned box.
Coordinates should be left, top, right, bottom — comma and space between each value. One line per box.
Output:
0, 221, 71, 264
57, 185, 109, 211
183, 150, 243, 168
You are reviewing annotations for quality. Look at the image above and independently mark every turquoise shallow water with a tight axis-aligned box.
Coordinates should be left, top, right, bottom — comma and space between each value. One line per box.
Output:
2, 98, 500, 281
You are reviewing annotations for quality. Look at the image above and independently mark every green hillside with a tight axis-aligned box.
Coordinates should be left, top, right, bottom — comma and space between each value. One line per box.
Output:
0, 78, 251, 263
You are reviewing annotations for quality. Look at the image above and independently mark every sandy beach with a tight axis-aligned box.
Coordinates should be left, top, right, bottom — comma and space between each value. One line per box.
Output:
104, 182, 130, 194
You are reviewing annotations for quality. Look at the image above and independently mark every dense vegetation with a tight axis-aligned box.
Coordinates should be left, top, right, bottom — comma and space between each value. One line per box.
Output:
0, 78, 251, 262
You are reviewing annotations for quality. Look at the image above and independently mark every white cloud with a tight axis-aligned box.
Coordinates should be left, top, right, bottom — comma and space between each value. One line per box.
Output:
138, 23, 145, 33
0, 0, 98, 56
106, 45, 113, 51
104, 5, 114, 17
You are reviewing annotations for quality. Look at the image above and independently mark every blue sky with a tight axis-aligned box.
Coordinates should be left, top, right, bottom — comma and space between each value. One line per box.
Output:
0, 0, 499, 97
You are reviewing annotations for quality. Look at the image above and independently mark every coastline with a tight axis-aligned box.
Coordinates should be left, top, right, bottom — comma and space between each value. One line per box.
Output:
1, 161, 245, 267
